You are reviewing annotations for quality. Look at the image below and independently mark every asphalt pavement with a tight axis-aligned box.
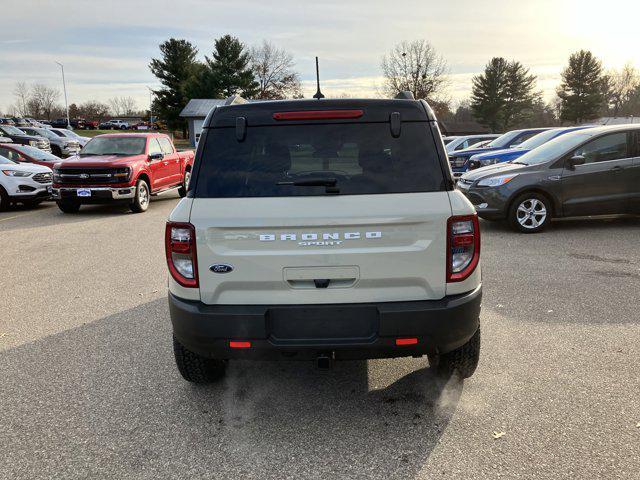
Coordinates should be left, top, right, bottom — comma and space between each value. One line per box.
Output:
1, 197, 639, 479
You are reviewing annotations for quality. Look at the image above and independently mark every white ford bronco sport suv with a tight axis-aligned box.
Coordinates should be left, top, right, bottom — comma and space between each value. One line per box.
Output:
166, 94, 481, 383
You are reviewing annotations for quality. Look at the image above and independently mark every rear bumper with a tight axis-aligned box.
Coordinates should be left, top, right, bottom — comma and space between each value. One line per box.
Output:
52, 186, 135, 203
169, 285, 482, 361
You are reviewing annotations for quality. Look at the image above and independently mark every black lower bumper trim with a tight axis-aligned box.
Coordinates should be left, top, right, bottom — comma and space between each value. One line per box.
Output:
169, 286, 482, 360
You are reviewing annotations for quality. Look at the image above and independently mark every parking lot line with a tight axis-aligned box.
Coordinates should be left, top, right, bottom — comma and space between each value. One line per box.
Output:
0, 211, 41, 223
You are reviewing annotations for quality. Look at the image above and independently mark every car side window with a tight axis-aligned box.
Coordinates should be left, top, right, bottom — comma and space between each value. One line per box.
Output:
574, 133, 629, 164
509, 132, 537, 147
148, 138, 163, 155
454, 141, 467, 150
158, 137, 174, 154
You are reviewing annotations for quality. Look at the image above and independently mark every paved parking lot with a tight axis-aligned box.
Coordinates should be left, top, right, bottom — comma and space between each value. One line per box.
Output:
1, 197, 639, 480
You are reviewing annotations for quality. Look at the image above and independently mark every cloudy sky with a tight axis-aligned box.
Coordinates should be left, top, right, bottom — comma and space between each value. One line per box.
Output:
2, 0, 639, 114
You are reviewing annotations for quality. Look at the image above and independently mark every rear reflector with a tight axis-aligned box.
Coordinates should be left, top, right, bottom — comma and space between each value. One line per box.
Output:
396, 338, 418, 346
229, 341, 252, 349
273, 110, 364, 121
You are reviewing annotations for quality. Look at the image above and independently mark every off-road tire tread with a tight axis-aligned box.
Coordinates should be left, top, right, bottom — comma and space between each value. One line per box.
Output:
173, 336, 226, 383
436, 328, 480, 379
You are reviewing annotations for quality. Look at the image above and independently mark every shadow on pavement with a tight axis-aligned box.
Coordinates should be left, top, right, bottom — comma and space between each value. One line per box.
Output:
0, 298, 462, 480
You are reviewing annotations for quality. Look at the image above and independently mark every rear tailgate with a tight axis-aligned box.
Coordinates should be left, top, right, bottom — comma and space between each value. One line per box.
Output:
191, 192, 451, 305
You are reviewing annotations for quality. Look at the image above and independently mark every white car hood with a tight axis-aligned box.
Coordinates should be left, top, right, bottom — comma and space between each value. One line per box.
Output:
2, 162, 52, 174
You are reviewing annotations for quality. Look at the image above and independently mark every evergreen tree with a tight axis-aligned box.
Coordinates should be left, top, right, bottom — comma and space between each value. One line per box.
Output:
149, 38, 199, 132
471, 57, 539, 131
206, 35, 258, 98
557, 50, 608, 123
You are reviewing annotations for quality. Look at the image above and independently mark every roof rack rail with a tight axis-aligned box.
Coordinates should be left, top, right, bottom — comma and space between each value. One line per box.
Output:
395, 91, 415, 100
224, 95, 247, 106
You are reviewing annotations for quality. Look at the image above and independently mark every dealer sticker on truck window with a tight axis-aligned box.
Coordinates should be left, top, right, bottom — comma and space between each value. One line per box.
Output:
77, 189, 91, 197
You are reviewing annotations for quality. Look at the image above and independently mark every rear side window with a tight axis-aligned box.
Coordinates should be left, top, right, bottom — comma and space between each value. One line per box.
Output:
158, 137, 174, 154
195, 122, 444, 197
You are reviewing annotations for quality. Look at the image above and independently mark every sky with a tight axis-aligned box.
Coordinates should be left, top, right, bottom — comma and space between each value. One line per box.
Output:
1, 0, 639, 114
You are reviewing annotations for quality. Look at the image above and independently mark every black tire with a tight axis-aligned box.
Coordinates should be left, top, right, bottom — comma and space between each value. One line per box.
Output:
130, 178, 150, 213
0, 185, 9, 211
507, 192, 551, 233
435, 328, 480, 379
173, 336, 227, 383
56, 200, 81, 213
22, 199, 44, 208
120, 125, 127, 130
178, 169, 191, 198
51, 145, 63, 157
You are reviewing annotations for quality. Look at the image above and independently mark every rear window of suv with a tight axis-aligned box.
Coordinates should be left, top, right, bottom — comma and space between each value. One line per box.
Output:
195, 122, 445, 197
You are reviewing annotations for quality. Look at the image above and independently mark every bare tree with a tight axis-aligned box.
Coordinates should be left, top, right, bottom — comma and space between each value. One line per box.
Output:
30, 84, 60, 119
78, 101, 110, 121
12, 82, 31, 117
381, 40, 448, 101
608, 63, 640, 116
250, 41, 302, 99
108, 96, 138, 116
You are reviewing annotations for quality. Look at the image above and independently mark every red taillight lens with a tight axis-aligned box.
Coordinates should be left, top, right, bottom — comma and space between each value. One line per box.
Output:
396, 338, 419, 346
272, 110, 364, 121
165, 222, 198, 288
229, 341, 252, 349
447, 215, 480, 282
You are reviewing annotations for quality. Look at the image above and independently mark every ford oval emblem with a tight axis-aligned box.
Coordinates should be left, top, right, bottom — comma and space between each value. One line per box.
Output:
210, 264, 234, 274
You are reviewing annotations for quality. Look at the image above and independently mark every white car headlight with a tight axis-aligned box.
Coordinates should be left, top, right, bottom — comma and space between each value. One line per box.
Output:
2, 170, 33, 177
477, 174, 518, 187
479, 158, 499, 166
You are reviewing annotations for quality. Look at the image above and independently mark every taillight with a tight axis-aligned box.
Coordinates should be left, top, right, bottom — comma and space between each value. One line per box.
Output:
447, 215, 480, 282
165, 222, 198, 288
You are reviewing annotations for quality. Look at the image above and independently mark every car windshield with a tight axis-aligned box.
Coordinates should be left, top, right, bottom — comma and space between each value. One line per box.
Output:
0, 154, 17, 165
1, 125, 26, 136
11, 144, 60, 161
485, 130, 523, 148
29, 128, 57, 140
196, 122, 445, 197
81, 137, 146, 156
51, 130, 67, 137
443, 138, 455, 145
516, 132, 594, 166
61, 129, 80, 139
518, 129, 566, 150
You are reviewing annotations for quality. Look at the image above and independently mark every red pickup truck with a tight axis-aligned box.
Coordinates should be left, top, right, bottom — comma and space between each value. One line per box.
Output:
52, 133, 194, 213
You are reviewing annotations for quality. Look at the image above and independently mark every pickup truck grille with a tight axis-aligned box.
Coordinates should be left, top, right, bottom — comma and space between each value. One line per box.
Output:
36, 139, 51, 152
32, 173, 52, 184
55, 168, 130, 185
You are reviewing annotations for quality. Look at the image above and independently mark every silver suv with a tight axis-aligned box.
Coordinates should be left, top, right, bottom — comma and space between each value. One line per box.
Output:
166, 95, 482, 383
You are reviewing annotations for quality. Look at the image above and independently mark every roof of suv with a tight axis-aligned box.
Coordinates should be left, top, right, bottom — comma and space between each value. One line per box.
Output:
205, 98, 436, 128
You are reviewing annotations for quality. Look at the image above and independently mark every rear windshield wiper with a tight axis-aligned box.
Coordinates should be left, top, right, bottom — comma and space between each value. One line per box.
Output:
277, 177, 340, 194
277, 177, 337, 187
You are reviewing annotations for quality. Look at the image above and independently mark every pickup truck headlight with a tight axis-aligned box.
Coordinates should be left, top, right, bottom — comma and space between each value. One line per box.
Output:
29, 140, 38, 147
2, 170, 33, 177
112, 168, 131, 180
477, 174, 518, 187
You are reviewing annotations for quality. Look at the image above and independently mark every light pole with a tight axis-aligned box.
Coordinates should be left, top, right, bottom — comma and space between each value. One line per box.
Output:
55, 62, 70, 129
146, 86, 155, 129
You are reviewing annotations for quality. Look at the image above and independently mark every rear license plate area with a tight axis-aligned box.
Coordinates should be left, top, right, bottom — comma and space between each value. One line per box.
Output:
77, 189, 91, 197
267, 306, 379, 344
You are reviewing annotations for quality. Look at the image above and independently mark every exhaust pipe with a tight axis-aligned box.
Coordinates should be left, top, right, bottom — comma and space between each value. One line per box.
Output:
317, 353, 333, 370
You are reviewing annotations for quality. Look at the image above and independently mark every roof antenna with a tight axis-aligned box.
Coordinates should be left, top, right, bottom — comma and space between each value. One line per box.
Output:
313, 56, 325, 99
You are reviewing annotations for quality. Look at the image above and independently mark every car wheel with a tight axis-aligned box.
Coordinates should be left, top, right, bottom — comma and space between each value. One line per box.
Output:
130, 178, 150, 213
508, 192, 551, 233
56, 200, 81, 213
0, 186, 9, 211
178, 169, 191, 198
173, 336, 227, 383
121, 125, 127, 130
434, 328, 480, 379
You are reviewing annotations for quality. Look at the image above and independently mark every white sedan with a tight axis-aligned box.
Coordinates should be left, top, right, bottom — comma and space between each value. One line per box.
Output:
0, 154, 52, 210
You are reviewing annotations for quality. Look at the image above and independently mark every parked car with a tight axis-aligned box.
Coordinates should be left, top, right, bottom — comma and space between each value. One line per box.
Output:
10, 117, 30, 127
467, 139, 493, 149
448, 128, 550, 178
0, 118, 16, 126
0, 154, 52, 210
445, 134, 501, 154
0, 125, 51, 152
467, 126, 593, 171
0, 143, 62, 168
99, 119, 130, 130
49, 128, 91, 147
165, 96, 482, 384
442, 136, 458, 145
20, 127, 81, 157
457, 124, 640, 233
52, 133, 194, 213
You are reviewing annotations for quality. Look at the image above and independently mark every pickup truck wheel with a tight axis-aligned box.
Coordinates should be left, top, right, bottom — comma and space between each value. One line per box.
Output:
178, 170, 191, 197
435, 328, 480, 379
0, 186, 9, 211
130, 179, 150, 213
56, 200, 81, 213
173, 336, 227, 383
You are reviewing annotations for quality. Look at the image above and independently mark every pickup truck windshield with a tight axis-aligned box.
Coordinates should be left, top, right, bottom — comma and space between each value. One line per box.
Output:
81, 137, 146, 156
195, 122, 445, 197
1, 125, 25, 136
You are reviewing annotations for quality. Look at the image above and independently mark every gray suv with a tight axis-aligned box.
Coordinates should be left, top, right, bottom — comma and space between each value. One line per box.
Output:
458, 125, 640, 233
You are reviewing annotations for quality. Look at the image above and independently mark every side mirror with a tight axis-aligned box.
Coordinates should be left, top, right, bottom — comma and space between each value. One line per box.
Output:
148, 152, 164, 161
567, 155, 585, 169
